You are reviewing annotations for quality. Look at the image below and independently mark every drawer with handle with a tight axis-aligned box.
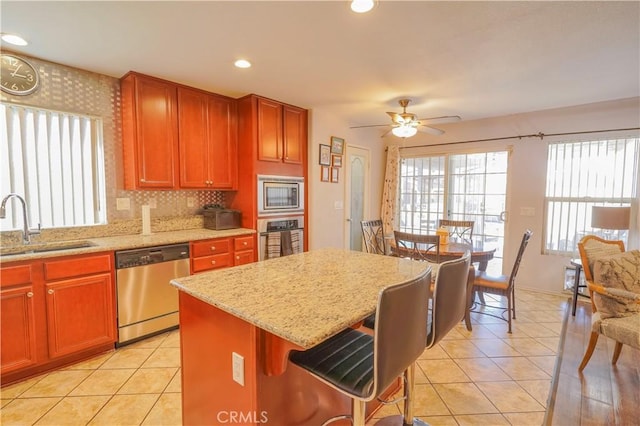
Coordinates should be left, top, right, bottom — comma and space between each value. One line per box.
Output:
191, 239, 231, 257
192, 253, 233, 273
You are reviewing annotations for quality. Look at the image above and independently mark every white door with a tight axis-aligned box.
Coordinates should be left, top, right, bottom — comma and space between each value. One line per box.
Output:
344, 145, 370, 250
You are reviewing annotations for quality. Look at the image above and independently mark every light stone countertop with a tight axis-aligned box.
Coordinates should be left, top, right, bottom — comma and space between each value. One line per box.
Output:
0, 228, 255, 263
170, 247, 431, 349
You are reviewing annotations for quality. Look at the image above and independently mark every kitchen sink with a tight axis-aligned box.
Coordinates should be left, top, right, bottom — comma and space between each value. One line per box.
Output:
0, 240, 96, 256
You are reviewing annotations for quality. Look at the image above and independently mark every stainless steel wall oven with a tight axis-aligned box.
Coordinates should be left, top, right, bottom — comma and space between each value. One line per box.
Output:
257, 215, 304, 261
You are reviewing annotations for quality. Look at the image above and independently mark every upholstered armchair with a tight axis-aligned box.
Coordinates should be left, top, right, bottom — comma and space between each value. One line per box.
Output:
577, 238, 640, 372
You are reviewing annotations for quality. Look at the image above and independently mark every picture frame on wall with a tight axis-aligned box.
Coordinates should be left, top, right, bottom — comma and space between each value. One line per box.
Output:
330, 136, 344, 155
319, 144, 331, 166
331, 167, 339, 183
321, 166, 330, 182
332, 155, 342, 168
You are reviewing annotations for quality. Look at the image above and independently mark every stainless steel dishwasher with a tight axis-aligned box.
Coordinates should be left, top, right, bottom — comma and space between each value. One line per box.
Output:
115, 243, 190, 346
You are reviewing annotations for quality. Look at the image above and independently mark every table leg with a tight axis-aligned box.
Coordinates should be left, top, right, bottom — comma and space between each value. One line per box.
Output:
571, 264, 581, 316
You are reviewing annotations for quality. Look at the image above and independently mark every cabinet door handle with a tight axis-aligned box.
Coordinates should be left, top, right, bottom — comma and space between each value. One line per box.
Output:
210, 246, 216, 251
211, 260, 216, 265
27, 291, 33, 298
243, 241, 248, 246
236, 255, 240, 260
47, 289, 54, 295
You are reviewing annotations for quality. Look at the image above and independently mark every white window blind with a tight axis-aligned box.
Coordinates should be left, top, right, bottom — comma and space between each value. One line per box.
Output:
0, 103, 106, 230
544, 137, 639, 254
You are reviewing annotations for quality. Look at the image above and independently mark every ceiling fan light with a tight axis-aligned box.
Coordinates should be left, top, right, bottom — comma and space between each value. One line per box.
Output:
351, 0, 375, 13
392, 126, 418, 138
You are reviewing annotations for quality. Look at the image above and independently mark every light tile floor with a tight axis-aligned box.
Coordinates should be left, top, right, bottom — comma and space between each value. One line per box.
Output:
0, 289, 568, 425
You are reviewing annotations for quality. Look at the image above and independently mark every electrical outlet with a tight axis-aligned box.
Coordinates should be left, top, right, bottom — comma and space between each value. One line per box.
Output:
116, 198, 130, 211
186, 197, 196, 208
148, 198, 157, 209
232, 352, 244, 386
334, 201, 343, 210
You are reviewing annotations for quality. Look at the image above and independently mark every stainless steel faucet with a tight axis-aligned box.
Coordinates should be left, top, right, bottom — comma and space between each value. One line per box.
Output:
0, 193, 41, 244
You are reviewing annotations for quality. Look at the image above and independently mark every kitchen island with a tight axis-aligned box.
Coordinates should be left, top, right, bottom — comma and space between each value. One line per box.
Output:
171, 247, 431, 425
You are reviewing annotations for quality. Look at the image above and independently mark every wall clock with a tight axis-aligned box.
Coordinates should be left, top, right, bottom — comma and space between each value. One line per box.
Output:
1, 53, 40, 96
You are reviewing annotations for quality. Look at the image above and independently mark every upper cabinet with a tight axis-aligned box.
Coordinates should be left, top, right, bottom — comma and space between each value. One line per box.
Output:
178, 87, 237, 189
121, 72, 179, 190
121, 72, 238, 191
256, 97, 305, 165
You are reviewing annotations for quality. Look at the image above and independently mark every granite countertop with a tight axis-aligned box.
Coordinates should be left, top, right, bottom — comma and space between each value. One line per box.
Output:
170, 247, 431, 349
0, 228, 256, 263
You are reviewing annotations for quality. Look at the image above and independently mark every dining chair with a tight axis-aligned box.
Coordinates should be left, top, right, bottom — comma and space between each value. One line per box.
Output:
576, 235, 634, 371
438, 219, 475, 244
290, 270, 431, 426
393, 230, 440, 263
360, 219, 386, 255
470, 229, 532, 333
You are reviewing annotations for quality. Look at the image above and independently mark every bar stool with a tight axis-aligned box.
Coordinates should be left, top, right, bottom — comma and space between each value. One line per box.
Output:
363, 253, 472, 425
289, 269, 431, 426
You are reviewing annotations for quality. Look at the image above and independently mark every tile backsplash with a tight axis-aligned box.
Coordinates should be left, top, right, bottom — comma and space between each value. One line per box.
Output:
113, 190, 226, 220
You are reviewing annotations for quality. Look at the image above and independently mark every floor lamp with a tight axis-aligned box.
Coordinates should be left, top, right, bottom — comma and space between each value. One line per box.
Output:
591, 206, 631, 240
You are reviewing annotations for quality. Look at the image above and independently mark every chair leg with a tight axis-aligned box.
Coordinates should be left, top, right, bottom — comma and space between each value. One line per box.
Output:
403, 364, 415, 424
578, 332, 600, 372
612, 341, 624, 365
507, 293, 512, 334
464, 268, 474, 332
352, 399, 366, 426
511, 289, 516, 319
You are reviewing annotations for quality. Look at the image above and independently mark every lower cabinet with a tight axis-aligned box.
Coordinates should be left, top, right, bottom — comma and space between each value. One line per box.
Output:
0, 265, 38, 375
0, 252, 116, 383
233, 235, 255, 266
191, 235, 256, 273
45, 273, 115, 359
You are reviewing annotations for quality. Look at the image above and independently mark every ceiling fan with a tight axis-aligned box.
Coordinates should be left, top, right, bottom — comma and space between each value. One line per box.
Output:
350, 99, 461, 138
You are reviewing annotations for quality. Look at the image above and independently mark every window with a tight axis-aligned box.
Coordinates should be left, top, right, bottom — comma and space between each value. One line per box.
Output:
0, 102, 106, 230
544, 137, 639, 254
399, 151, 509, 273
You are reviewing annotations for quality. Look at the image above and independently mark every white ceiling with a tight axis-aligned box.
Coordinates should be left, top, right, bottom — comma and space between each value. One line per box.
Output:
2, 1, 639, 129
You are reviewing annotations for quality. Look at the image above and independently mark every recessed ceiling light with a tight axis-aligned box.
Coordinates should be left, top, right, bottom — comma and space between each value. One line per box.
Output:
1, 33, 28, 46
351, 0, 375, 13
234, 59, 251, 69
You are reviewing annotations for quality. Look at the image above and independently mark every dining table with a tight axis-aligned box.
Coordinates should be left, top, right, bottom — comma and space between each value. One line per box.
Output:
436, 241, 497, 271
391, 239, 497, 271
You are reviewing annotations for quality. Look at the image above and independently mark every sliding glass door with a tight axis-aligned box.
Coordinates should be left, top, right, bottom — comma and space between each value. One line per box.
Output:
399, 150, 509, 273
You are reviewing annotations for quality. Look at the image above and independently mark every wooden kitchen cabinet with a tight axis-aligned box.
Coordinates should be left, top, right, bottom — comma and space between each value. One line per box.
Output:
234, 235, 255, 266
0, 252, 116, 385
191, 235, 256, 273
43, 254, 116, 359
121, 72, 179, 189
0, 264, 38, 375
256, 97, 305, 165
191, 238, 233, 273
178, 87, 237, 190
233, 94, 308, 231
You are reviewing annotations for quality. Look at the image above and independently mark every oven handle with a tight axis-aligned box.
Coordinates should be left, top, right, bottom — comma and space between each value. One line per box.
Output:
260, 229, 304, 236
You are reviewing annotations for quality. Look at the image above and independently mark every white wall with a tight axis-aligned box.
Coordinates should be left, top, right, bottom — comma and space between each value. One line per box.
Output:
309, 97, 639, 295
307, 108, 385, 250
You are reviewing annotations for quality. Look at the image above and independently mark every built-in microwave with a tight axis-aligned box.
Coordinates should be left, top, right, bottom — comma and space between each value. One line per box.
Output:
257, 175, 305, 216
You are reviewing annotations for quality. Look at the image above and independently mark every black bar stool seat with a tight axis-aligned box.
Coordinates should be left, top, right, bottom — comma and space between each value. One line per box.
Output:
290, 328, 373, 399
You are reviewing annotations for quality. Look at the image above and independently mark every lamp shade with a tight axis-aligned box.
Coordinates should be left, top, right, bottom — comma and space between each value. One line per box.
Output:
391, 125, 418, 138
591, 206, 630, 230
